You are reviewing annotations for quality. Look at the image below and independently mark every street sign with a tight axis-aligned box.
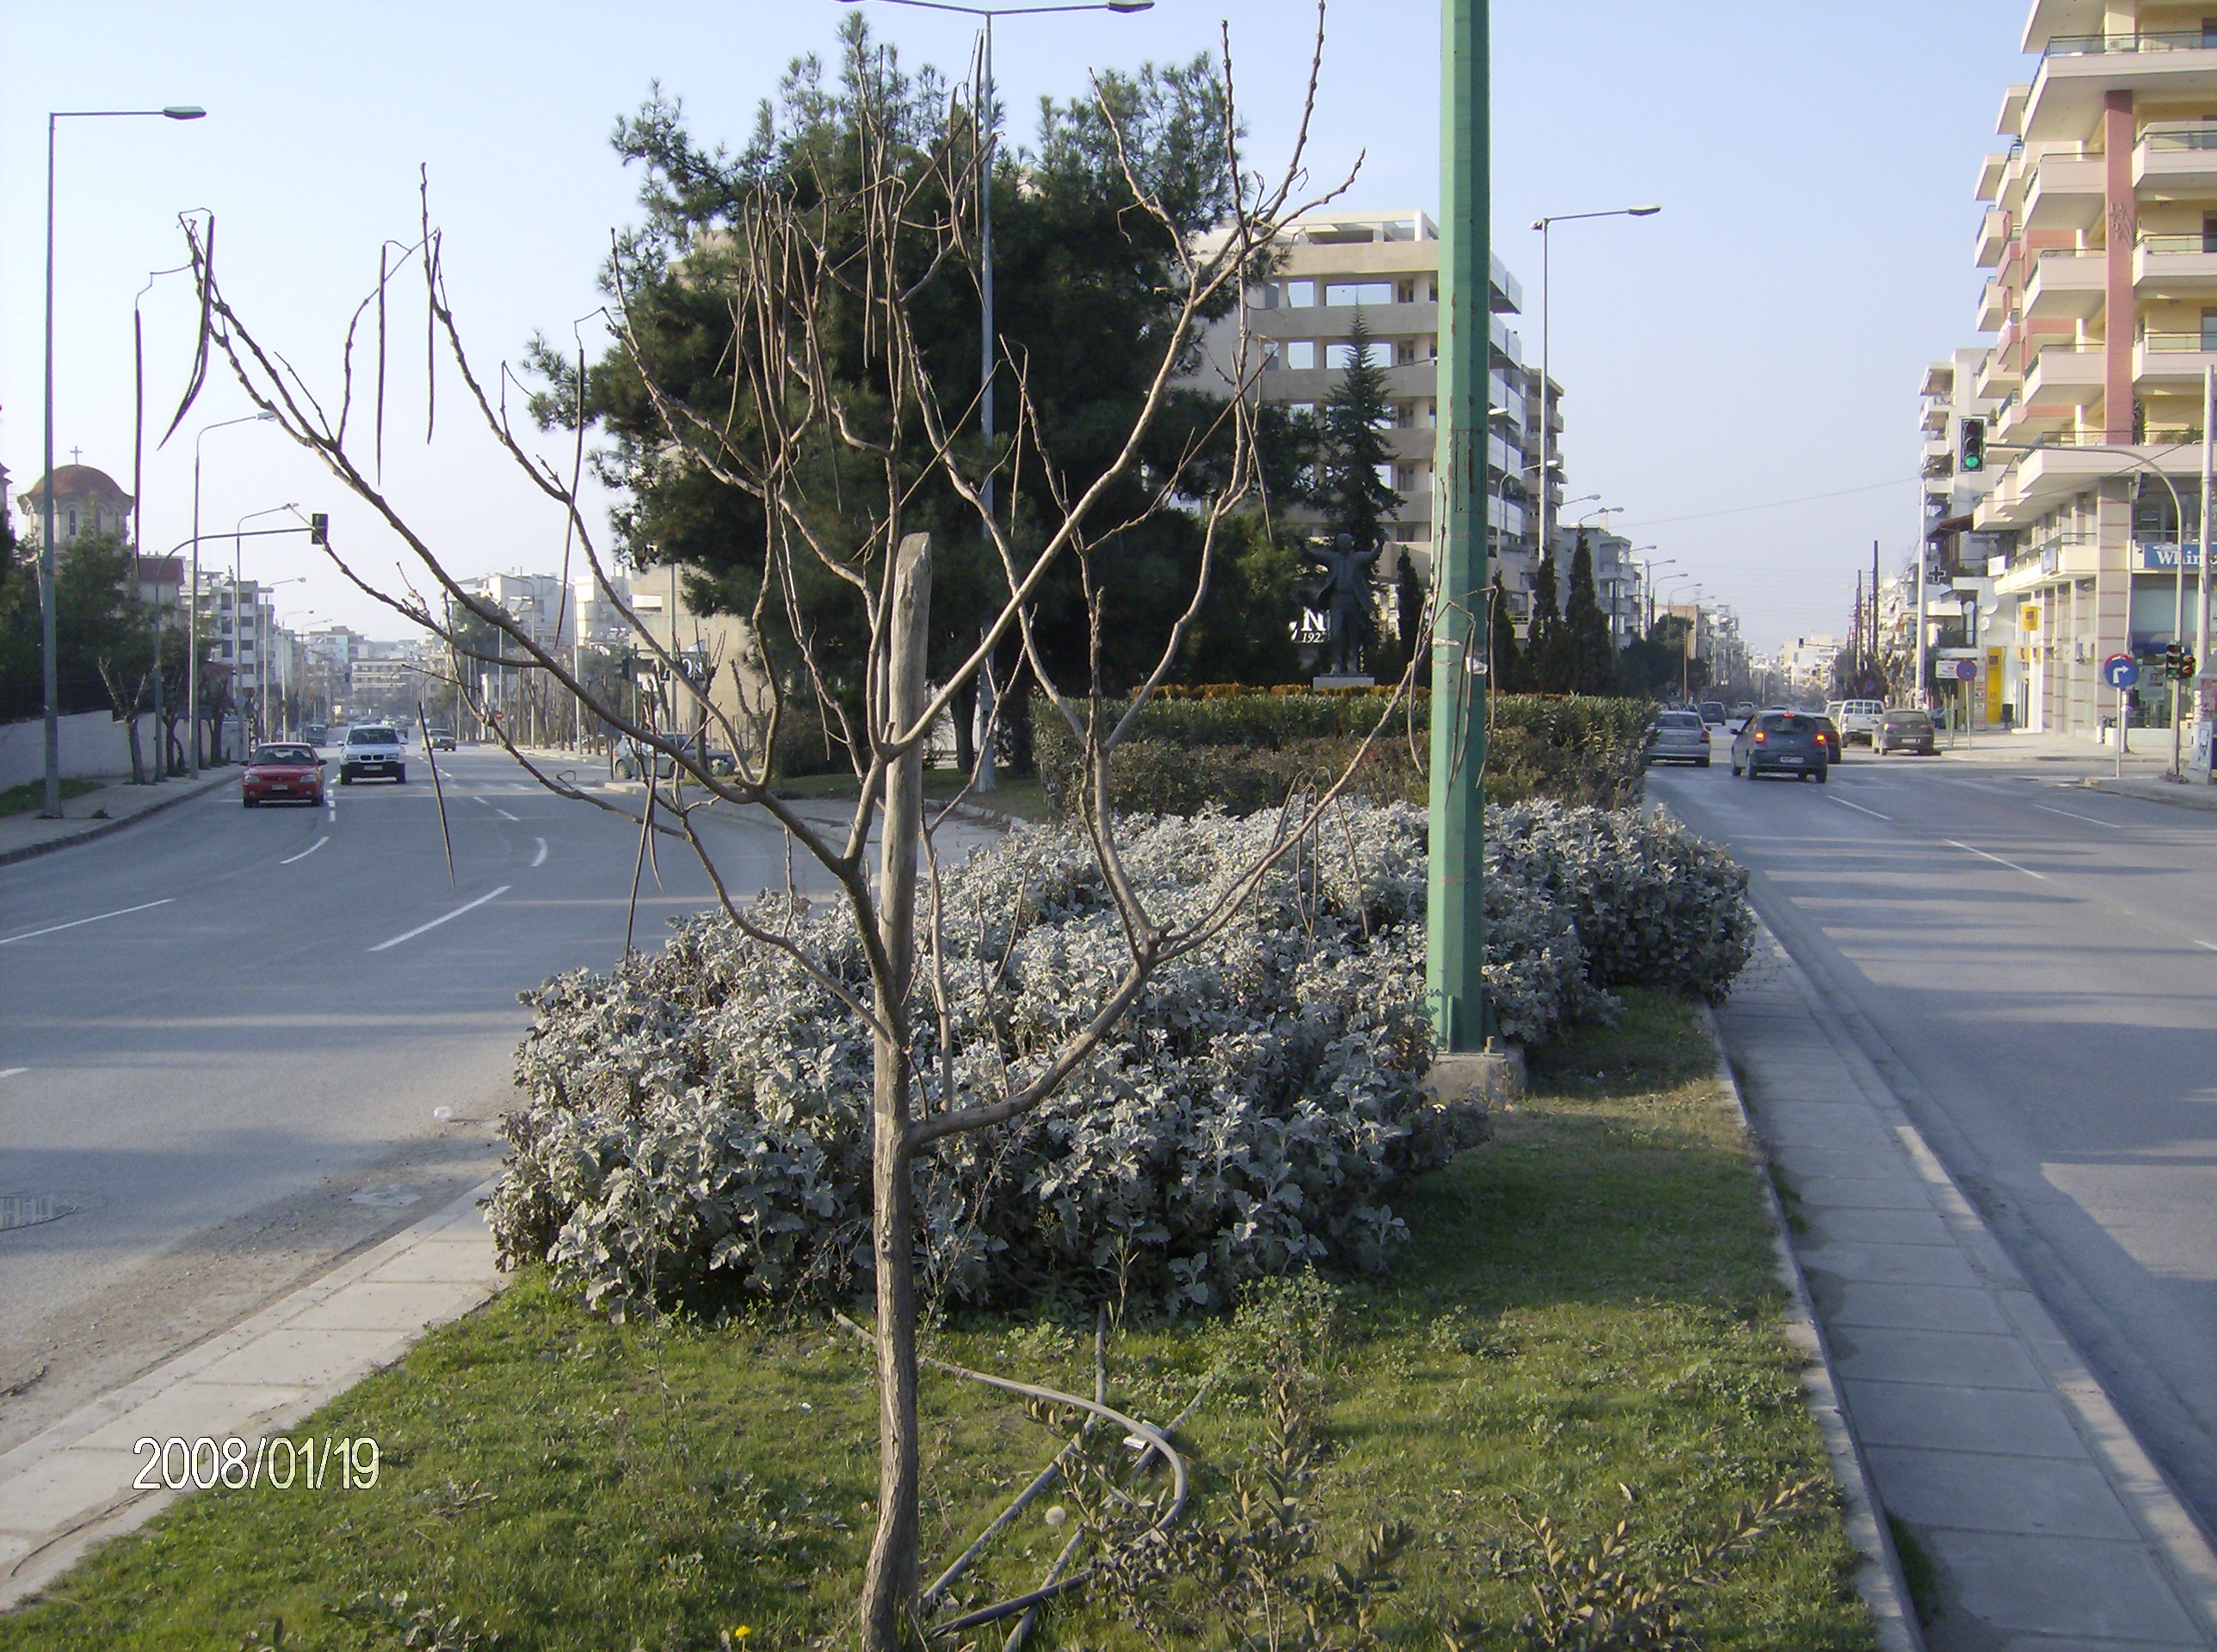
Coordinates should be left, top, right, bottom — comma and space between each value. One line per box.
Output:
2103, 654, 2140, 689
1948, 659, 1977, 681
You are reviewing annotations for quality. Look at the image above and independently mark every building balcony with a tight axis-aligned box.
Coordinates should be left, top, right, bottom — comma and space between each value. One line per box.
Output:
2022, 341, 2106, 405
2134, 234, 2217, 293
2022, 150, 2105, 230
2134, 331, 2217, 385
2022, 247, 2106, 319
2135, 121, 2217, 195
1979, 275, 2013, 332
2026, 34, 2217, 142
1977, 207, 2010, 268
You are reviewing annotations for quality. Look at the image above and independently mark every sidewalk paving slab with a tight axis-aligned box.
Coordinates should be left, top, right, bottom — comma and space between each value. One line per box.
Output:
0, 769, 233, 866
0, 1174, 505, 1611
1719, 925, 2217, 1649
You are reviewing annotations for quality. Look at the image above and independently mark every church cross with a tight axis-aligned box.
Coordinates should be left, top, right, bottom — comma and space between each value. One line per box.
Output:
68, 446, 83, 465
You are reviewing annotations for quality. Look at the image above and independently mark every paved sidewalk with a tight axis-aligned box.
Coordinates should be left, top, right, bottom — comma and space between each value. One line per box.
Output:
2087, 774, 2217, 812
1720, 928, 2217, 1649
0, 770, 232, 866
0, 1177, 503, 1610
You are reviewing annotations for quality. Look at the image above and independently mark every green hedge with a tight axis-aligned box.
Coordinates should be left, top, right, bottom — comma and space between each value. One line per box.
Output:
1034, 690, 1651, 816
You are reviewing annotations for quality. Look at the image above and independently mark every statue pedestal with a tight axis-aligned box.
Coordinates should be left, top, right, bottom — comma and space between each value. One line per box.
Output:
1312, 674, 1375, 690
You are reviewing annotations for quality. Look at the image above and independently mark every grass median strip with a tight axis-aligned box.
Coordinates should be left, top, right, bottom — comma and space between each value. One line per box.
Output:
0, 990, 1874, 1650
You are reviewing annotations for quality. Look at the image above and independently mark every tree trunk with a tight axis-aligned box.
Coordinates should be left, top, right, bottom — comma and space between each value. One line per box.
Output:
861, 532, 932, 1652
125, 715, 145, 786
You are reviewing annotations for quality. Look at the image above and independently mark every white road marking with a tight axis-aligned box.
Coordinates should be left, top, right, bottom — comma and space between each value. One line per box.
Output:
496, 808, 520, 822
531, 836, 548, 868
366, 885, 511, 952
1830, 797, 1891, 821
1947, 839, 2048, 881
2034, 804, 2123, 830
281, 835, 330, 865
0, 898, 176, 947
0, 1068, 26, 1079
472, 795, 492, 808
2198, 940, 2217, 953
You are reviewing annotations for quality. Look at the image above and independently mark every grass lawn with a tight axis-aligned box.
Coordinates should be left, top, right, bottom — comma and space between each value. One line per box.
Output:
0, 992, 1874, 1650
0, 777, 103, 817
774, 768, 1053, 823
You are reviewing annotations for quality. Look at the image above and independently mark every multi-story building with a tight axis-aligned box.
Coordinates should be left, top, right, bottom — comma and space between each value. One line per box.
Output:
1968, 5, 2217, 737
457, 570, 571, 652
1189, 210, 1562, 641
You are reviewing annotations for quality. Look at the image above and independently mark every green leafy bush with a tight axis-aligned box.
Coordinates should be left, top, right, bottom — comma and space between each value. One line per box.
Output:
1034, 691, 1651, 815
491, 801, 1753, 1321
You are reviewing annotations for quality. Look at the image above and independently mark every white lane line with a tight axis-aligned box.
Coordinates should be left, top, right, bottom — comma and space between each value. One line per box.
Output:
0, 898, 176, 947
2033, 803, 2123, 830
531, 836, 548, 868
2197, 940, 2217, 953
1829, 797, 1891, 821
367, 885, 511, 953
1947, 839, 2048, 881
496, 808, 520, 822
471, 795, 492, 808
281, 835, 330, 866
0, 1068, 26, 1079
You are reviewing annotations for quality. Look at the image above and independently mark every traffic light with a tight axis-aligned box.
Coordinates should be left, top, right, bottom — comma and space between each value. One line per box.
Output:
2165, 642, 2183, 681
1959, 417, 1985, 473
2178, 646, 2199, 682
309, 512, 329, 545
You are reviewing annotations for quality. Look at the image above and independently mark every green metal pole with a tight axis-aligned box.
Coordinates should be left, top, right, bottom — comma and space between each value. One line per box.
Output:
1429, 0, 1490, 1051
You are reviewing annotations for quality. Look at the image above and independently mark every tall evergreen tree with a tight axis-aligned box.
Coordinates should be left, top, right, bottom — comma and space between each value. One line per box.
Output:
1564, 531, 1618, 693
1314, 313, 1399, 667
1527, 543, 1567, 692
1489, 571, 1524, 693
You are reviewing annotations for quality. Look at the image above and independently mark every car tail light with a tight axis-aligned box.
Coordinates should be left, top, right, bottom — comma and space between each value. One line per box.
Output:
1753, 732, 1767, 743
1701, 730, 1711, 743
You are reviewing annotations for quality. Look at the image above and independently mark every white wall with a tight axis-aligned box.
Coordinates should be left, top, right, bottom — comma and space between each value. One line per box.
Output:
0, 712, 134, 791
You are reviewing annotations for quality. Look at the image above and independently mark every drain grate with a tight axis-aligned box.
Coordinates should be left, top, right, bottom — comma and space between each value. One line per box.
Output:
0, 1195, 76, 1233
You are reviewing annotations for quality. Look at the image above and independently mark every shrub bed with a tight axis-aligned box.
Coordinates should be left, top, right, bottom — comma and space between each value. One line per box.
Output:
491, 803, 1753, 1321
1033, 690, 1652, 814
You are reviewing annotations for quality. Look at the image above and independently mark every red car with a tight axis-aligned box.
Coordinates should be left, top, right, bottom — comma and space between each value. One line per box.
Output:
242, 743, 327, 807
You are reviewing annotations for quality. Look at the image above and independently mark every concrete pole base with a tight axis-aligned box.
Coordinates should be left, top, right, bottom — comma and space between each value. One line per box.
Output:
1424, 1042, 1526, 1106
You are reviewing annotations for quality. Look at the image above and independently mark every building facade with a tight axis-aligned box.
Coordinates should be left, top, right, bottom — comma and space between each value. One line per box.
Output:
15, 464, 133, 548
1189, 210, 1562, 641
1969, 3, 2217, 737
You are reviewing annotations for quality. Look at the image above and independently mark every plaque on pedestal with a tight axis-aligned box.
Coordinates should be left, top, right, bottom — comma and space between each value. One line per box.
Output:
1313, 675, 1375, 690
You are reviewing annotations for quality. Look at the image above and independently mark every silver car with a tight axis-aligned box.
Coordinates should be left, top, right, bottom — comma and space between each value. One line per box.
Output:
1646, 709, 1712, 767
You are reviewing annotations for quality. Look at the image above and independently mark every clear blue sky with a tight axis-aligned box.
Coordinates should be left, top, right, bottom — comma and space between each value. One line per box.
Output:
1, 1, 2031, 653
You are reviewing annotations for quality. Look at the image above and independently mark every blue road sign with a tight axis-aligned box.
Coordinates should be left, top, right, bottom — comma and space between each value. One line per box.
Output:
2103, 654, 2140, 689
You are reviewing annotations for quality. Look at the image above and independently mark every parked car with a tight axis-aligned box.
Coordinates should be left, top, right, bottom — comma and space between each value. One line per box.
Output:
426, 725, 458, 751
242, 743, 326, 808
1645, 709, 1713, 767
1698, 700, 1727, 727
1732, 700, 1757, 728
612, 732, 738, 781
1809, 713, 1843, 764
339, 723, 407, 785
1731, 710, 1829, 782
1876, 707, 1938, 755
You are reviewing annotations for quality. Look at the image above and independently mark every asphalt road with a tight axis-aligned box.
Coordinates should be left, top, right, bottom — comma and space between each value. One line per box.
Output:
1650, 742, 2217, 1532
0, 743, 938, 1451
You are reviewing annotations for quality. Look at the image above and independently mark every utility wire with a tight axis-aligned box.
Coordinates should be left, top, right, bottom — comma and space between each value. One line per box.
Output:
1618, 475, 1918, 530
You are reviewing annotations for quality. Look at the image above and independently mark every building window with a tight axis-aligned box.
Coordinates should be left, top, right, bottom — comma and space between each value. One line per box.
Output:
1261, 339, 1281, 371
1285, 280, 1315, 307
1325, 280, 1393, 308
1287, 341, 1316, 370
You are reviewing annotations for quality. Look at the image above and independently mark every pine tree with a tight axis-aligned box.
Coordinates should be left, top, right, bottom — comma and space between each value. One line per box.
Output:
1528, 544, 1566, 692
1317, 315, 1399, 665
1489, 571, 1524, 692
1564, 531, 1618, 694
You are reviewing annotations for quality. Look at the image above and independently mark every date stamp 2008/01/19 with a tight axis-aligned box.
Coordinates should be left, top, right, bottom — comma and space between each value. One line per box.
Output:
133, 1435, 379, 1493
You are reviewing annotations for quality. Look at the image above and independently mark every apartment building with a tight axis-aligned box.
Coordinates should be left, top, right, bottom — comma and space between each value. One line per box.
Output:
1917, 351, 2011, 721
1970, 3, 2217, 737
1189, 210, 1561, 638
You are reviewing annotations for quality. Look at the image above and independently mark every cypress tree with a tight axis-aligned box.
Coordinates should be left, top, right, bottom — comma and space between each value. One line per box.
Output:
1528, 544, 1566, 693
1489, 571, 1524, 692
1564, 531, 1618, 694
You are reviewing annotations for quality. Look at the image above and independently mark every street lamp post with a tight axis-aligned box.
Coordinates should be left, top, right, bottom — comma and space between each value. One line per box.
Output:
839, 0, 1153, 792
40, 103, 204, 817
1528, 204, 1657, 591
188, 412, 275, 774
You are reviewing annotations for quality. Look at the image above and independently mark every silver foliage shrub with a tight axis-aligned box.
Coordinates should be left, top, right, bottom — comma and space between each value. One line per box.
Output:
490, 802, 1750, 1317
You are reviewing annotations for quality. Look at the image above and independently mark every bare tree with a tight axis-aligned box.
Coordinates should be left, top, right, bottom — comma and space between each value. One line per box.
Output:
174, 12, 1418, 1644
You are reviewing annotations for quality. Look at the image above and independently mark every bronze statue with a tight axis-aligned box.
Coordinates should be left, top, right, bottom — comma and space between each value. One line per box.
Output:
1304, 533, 1380, 676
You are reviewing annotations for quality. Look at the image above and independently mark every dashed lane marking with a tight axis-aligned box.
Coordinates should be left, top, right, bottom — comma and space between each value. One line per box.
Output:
0, 1068, 26, 1079
281, 835, 330, 865
531, 837, 548, 868
1947, 839, 2048, 881
0, 898, 176, 947
496, 808, 520, 822
2198, 940, 2217, 953
2034, 804, 2124, 830
1829, 797, 1891, 821
366, 885, 511, 953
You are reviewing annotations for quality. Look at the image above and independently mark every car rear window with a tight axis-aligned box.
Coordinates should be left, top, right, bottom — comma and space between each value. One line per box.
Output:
1887, 711, 1933, 725
252, 746, 314, 765
1656, 712, 1701, 728
1761, 714, 1814, 733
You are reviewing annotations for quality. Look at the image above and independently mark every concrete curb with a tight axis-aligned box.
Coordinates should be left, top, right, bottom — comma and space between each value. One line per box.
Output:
0, 771, 233, 867
2086, 775, 2217, 813
1700, 1001, 1924, 1652
0, 1174, 505, 1611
